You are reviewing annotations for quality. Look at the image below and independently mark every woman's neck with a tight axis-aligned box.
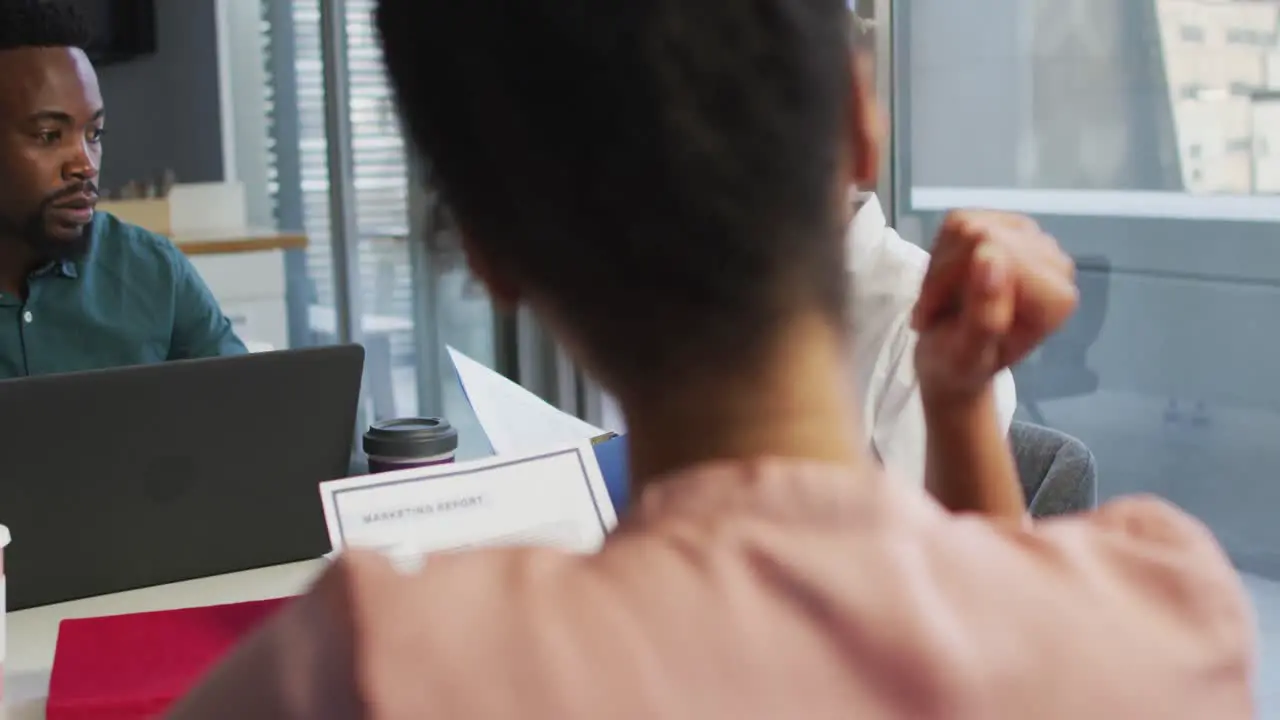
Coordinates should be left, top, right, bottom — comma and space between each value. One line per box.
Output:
618, 315, 870, 494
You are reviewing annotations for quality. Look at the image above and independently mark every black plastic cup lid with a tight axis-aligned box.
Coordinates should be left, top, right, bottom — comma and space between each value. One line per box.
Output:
363, 417, 459, 459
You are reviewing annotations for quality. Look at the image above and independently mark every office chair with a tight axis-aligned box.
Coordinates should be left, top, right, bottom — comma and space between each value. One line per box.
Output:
1009, 420, 1098, 517
1014, 255, 1111, 424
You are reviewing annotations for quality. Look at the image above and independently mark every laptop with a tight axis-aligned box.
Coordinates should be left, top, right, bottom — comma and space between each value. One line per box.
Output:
0, 344, 364, 610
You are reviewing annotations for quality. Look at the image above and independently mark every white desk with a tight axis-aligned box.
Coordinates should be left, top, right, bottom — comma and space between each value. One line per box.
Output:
2, 560, 324, 720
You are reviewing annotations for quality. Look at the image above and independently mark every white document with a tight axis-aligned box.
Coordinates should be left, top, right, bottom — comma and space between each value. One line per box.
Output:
319, 442, 617, 560
448, 346, 608, 454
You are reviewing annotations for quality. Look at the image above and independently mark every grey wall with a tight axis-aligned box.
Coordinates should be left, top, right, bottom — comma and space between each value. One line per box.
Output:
95, 0, 225, 193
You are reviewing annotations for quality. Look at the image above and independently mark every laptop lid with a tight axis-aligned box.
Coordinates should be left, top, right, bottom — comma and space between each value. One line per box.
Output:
0, 344, 364, 609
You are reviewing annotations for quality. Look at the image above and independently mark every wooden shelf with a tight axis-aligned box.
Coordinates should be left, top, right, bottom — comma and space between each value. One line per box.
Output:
172, 230, 308, 256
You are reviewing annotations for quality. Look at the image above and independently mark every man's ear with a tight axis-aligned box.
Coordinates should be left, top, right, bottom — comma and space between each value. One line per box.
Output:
847, 50, 883, 189
462, 234, 521, 310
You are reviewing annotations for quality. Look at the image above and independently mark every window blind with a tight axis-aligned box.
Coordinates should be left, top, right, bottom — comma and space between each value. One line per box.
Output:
263, 0, 417, 360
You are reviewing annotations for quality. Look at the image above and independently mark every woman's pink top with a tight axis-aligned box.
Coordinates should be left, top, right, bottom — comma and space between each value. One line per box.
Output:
166, 460, 1255, 719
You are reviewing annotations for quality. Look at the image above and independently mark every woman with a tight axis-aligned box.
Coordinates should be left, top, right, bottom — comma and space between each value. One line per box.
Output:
168, 1, 1253, 717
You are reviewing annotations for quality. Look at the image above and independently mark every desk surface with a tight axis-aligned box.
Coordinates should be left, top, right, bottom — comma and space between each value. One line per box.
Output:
3, 560, 323, 719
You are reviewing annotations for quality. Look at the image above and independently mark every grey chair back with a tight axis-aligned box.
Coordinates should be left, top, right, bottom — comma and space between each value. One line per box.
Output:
1008, 420, 1098, 517
1013, 255, 1111, 425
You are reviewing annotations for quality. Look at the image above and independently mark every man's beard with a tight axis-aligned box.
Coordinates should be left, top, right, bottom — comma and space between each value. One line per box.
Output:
0, 186, 97, 263
17, 207, 94, 263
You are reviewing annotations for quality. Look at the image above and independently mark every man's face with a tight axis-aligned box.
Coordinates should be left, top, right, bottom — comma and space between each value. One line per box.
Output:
0, 47, 104, 262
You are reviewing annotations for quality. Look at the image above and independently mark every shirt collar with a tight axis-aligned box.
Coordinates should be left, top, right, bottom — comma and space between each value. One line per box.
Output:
846, 192, 887, 272
624, 457, 930, 533
30, 258, 79, 280
28, 213, 97, 280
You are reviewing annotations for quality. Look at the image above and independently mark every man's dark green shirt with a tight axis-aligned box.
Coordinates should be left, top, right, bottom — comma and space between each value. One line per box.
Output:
0, 211, 247, 379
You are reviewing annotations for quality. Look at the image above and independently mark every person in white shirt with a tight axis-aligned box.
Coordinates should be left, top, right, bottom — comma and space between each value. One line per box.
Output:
847, 192, 1018, 485
601, 195, 1017, 490
601, 11, 1016, 491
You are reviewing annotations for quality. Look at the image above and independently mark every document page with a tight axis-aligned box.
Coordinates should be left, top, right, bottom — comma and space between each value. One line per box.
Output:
319, 442, 617, 560
448, 346, 607, 454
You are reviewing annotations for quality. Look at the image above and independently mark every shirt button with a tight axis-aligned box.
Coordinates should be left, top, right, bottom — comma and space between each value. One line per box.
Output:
22, 311, 33, 323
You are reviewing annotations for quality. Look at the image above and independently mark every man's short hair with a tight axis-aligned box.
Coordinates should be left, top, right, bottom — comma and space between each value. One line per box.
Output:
0, 0, 90, 52
377, 1, 856, 386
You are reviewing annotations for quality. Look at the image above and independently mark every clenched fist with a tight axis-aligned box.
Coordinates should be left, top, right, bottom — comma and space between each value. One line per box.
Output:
912, 211, 1078, 403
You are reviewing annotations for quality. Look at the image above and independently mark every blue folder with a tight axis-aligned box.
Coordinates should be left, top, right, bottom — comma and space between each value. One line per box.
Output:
591, 434, 631, 514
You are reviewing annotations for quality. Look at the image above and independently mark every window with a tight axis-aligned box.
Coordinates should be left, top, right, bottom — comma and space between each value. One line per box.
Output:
276, 0, 427, 423
262, 0, 500, 455
1180, 25, 1205, 43
896, 0, 1280, 708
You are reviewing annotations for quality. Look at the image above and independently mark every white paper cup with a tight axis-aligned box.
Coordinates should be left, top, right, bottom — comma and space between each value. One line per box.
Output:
0, 523, 10, 703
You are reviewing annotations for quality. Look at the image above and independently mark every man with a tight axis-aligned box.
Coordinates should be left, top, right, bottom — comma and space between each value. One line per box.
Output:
167, 1, 1252, 718
842, 16, 1016, 485
848, 191, 1017, 484
0, 1, 245, 380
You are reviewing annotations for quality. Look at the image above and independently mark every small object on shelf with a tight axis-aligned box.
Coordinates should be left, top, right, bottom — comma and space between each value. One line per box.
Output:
158, 168, 177, 198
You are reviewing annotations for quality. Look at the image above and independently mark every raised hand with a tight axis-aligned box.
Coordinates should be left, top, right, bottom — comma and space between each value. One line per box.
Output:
912, 210, 1078, 517
912, 210, 1077, 403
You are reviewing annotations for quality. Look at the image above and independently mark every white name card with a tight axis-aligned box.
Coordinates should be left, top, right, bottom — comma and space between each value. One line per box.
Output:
318, 442, 617, 561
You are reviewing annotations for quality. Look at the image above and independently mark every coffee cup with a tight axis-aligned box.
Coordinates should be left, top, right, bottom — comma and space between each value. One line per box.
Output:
363, 417, 459, 473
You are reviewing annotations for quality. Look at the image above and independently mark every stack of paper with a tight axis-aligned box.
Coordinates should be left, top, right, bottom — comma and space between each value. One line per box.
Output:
319, 442, 618, 562
447, 347, 609, 454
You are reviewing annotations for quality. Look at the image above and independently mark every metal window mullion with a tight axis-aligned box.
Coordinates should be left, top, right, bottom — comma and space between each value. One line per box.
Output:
318, 0, 363, 346
874, 0, 896, 224
407, 152, 444, 416
318, 0, 371, 453
553, 345, 579, 416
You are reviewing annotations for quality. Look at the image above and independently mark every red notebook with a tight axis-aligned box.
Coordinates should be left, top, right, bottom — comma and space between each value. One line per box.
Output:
46, 597, 291, 720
